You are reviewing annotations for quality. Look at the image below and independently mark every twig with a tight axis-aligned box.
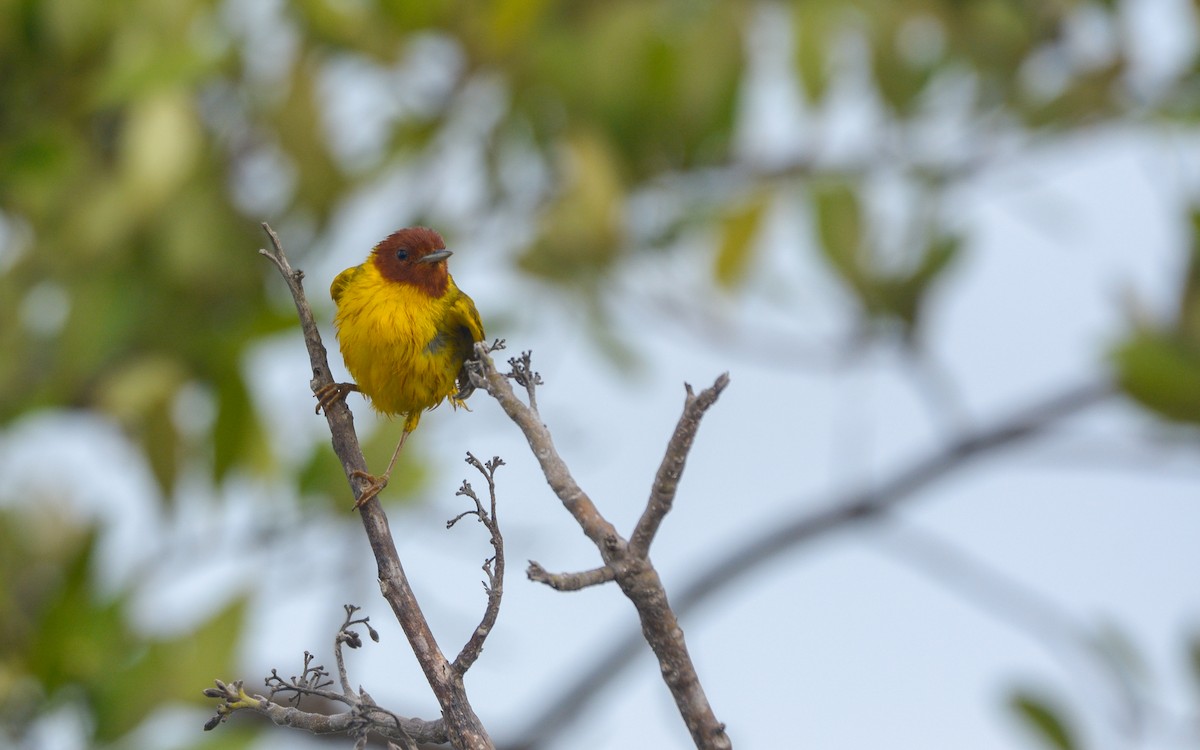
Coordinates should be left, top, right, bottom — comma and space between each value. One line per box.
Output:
333, 605, 380, 696
501, 377, 1113, 750
630, 375, 730, 557
257, 224, 494, 750
266, 652, 338, 706
204, 608, 445, 747
471, 343, 622, 552
205, 678, 443, 745
450, 453, 507, 675
526, 562, 615, 591
473, 346, 732, 750
505, 350, 543, 413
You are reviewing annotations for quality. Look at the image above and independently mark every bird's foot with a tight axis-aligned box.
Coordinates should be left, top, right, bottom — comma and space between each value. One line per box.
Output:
349, 469, 387, 509
315, 382, 359, 415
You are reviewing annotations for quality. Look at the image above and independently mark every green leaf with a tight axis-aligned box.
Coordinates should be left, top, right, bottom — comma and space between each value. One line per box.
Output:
1113, 332, 1200, 424
517, 3, 743, 178
794, 5, 833, 102
213, 370, 273, 482
1189, 633, 1200, 695
812, 181, 864, 281
871, 18, 936, 115
298, 441, 353, 504
883, 233, 962, 332
521, 130, 625, 284
910, 233, 962, 289
273, 57, 346, 221
93, 597, 248, 741
1177, 210, 1200, 342
714, 193, 768, 290
1008, 689, 1077, 750
359, 426, 431, 504
13, 514, 248, 741
27, 531, 132, 689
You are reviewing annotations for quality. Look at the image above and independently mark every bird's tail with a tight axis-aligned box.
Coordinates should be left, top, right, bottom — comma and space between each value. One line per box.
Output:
453, 362, 476, 402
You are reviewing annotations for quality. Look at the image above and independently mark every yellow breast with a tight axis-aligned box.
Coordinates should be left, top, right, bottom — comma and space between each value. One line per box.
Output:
331, 262, 471, 430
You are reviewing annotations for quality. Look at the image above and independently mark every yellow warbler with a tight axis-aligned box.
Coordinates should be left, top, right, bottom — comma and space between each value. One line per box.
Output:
321, 227, 485, 506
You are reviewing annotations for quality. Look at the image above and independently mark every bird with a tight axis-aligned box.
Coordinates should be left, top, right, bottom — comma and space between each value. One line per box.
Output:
318, 226, 485, 507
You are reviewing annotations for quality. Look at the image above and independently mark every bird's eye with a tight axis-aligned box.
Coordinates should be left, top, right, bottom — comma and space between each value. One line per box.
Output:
395, 248, 409, 261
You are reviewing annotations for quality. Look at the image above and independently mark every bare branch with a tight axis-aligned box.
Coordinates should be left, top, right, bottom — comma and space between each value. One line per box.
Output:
503, 377, 1113, 750
205, 610, 440, 747
451, 453, 507, 675
258, 224, 494, 750
472, 343, 622, 552
204, 677, 446, 745
630, 374, 730, 557
474, 347, 732, 750
526, 562, 616, 591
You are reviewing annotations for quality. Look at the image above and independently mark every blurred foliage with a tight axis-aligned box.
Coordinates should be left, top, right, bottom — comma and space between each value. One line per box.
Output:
714, 191, 769, 290
813, 180, 961, 337
1008, 689, 1079, 750
1, 0, 1198, 746
1114, 212, 1200, 425
1190, 632, 1200, 693
0, 511, 244, 744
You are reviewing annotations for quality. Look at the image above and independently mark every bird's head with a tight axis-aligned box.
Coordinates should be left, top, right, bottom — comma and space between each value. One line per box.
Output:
371, 226, 453, 298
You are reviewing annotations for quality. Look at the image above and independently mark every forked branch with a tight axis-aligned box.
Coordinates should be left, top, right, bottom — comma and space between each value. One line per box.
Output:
471, 344, 733, 750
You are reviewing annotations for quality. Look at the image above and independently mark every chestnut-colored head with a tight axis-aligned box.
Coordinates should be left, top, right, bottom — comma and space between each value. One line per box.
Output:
371, 227, 453, 298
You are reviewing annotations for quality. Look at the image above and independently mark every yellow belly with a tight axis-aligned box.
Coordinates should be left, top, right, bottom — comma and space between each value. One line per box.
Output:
332, 263, 464, 431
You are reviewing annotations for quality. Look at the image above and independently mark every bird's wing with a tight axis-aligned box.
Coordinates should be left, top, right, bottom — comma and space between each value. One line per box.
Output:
330, 264, 363, 305
446, 286, 486, 346
445, 284, 486, 402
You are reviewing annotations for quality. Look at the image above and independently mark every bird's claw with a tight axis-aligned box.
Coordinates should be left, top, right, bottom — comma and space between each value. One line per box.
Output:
315, 382, 359, 415
349, 469, 387, 509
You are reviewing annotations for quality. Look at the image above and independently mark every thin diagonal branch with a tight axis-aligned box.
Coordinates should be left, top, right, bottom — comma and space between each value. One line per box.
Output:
451, 453, 507, 675
502, 377, 1114, 750
630, 374, 730, 557
259, 224, 493, 750
470, 342, 622, 552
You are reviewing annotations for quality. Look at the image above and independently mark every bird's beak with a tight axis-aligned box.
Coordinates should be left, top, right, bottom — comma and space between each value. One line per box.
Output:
419, 249, 453, 264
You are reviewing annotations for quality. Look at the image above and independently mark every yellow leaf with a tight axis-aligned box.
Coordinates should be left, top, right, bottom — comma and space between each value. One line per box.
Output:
119, 89, 201, 216
714, 193, 768, 290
